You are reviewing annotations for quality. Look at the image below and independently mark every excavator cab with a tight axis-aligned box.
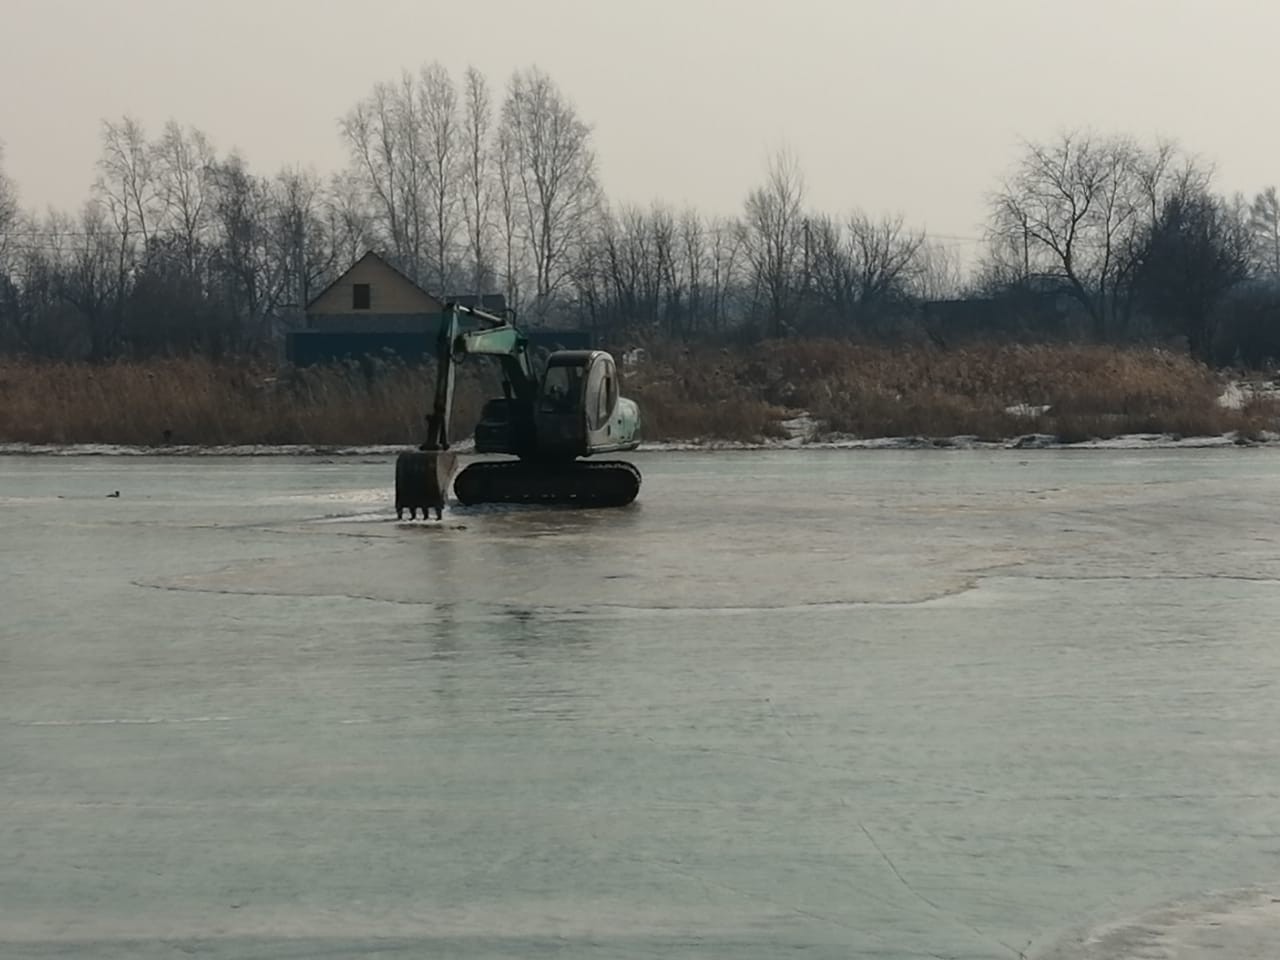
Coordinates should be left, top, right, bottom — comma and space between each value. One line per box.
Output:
533, 351, 640, 458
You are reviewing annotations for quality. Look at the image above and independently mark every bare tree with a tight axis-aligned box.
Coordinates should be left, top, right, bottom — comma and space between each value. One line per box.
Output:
808, 213, 857, 322
96, 116, 160, 254
573, 203, 730, 337
1249, 186, 1280, 280
461, 66, 494, 298
153, 121, 215, 276
209, 155, 285, 346
706, 216, 741, 333
273, 166, 335, 316
807, 211, 924, 331
325, 170, 375, 267
676, 208, 705, 336
501, 66, 600, 320
741, 148, 805, 337
621, 205, 663, 330
420, 62, 459, 295
568, 213, 608, 332
3, 244, 55, 355
650, 203, 679, 334
914, 240, 965, 301
61, 203, 124, 359
591, 206, 632, 327
340, 81, 410, 267
494, 121, 524, 314
989, 131, 1150, 338
93, 116, 161, 354
0, 143, 17, 270
847, 212, 925, 318
337, 63, 485, 291
1, 207, 69, 356
393, 69, 428, 278
989, 132, 1222, 339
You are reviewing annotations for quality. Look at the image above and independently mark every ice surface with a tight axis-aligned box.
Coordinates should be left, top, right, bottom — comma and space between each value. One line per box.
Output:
4, 449, 1280, 958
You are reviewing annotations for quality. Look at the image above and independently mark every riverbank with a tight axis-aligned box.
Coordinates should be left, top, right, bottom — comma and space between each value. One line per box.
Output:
2, 342, 1276, 448
2, 434, 1275, 458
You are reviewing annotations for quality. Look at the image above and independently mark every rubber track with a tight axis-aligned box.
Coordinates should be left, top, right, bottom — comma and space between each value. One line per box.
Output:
454, 460, 641, 507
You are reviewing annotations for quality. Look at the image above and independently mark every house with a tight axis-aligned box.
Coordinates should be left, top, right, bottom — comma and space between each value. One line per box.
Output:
285, 250, 588, 366
303, 251, 508, 332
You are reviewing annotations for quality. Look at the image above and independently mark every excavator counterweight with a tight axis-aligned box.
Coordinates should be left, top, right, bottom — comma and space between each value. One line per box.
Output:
394, 303, 642, 519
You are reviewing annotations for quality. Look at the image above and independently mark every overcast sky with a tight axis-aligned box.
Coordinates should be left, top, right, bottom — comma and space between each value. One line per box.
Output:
3, 0, 1277, 253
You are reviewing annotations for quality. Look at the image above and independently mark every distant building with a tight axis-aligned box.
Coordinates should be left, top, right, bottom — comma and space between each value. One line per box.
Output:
286, 250, 589, 366
303, 251, 509, 332
919, 280, 1080, 343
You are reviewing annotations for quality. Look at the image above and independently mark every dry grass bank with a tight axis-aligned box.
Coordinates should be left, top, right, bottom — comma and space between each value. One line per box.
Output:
626, 340, 1280, 443
0, 342, 1275, 446
0, 356, 493, 446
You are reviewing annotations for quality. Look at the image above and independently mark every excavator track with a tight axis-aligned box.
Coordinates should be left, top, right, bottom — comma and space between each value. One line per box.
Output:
454, 459, 641, 508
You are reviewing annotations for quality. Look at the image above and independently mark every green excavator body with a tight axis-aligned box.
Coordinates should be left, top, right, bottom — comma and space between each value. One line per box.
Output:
394, 303, 642, 519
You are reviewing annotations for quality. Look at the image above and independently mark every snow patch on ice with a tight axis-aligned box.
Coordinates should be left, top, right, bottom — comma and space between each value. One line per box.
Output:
1005, 402, 1052, 418
1068, 433, 1245, 449
641, 430, 1275, 452
1218, 381, 1249, 410
0, 440, 476, 458
6, 434, 1271, 457
264, 487, 389, 506
3, 421, 1276, 458
779, 413, 820, 441
1218, 377, 1280, 410
309, 511, 397, 524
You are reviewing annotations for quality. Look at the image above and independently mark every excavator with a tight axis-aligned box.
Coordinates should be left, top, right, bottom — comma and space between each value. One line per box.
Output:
394, 302, 643, 519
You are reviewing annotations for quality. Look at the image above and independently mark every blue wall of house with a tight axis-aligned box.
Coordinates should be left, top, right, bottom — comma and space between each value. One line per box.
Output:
285, 323, 593, 367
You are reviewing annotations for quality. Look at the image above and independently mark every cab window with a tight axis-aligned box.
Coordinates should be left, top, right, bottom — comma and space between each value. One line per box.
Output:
540, 364, 584, 414
585, 358, 607, 430
603, 360, 618, 415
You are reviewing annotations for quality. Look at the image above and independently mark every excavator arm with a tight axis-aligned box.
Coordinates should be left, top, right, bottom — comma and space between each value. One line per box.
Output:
396, 302, 537, 519
421, 303, 537, 452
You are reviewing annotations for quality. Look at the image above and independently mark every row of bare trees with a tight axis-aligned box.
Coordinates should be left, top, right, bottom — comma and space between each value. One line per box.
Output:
981, 131, 1272, 360
1, 118, 350, 358
338, 64, 600, 321
4, 66, 1280, 364
570, 149, 958, 341
0, 61, 948, 360
0, 63, 614, 358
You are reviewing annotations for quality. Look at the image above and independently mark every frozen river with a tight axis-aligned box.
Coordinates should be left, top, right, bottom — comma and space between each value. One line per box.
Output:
4, 449, 1280, 959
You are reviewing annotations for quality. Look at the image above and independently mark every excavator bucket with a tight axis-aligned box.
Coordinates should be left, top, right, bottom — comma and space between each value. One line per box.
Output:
395, 450, 457, 520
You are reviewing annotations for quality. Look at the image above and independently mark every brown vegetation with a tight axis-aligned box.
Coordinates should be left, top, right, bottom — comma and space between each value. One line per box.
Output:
622, 340, 1280, 443
0, 355, 494, 447
0, 342, 1275, 447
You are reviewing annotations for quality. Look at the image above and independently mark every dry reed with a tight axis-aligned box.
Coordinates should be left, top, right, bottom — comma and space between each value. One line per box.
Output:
0, 341, 1274, 446
0, 355, 493, 446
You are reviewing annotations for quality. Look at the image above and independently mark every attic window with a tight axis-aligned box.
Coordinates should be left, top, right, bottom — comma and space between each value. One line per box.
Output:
352, 283, 371, 310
